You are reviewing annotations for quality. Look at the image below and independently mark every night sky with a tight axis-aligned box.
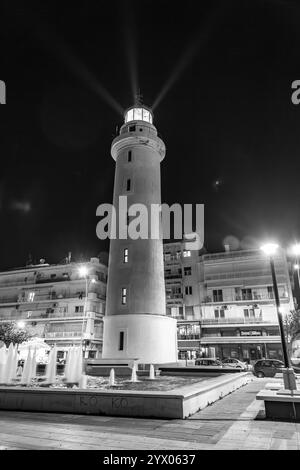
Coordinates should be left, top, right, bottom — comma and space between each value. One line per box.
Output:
1, 0, 300, 269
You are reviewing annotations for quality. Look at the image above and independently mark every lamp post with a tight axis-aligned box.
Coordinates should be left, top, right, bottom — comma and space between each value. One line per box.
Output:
78, 266, 97, 359
291, 243, 300, 308
260, 243, 296, 391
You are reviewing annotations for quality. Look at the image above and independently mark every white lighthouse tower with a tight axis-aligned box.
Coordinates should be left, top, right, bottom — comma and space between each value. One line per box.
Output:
102, 102, 177, 364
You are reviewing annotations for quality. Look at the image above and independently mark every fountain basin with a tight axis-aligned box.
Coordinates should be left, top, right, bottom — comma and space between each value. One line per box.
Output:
0, 372, 251, 418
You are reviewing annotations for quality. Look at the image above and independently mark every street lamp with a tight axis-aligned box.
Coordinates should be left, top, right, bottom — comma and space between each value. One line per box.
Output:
260, 243, 297, 391
17, 321, 25, 329
78, 267, 97, 359
291, 244, 300, 304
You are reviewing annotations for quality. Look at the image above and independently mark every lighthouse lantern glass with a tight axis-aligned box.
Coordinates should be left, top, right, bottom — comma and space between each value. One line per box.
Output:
125, 107, 153, 124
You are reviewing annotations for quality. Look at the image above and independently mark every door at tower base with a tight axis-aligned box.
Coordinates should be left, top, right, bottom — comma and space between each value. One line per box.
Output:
102, 314, 177, 364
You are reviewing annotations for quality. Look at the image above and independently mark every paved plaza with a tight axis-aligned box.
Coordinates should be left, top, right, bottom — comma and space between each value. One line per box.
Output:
0, 378, 299, 450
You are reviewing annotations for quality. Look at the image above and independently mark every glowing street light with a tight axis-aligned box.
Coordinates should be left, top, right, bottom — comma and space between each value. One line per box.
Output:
17, 321, 25, 329
291, 243, 300, 257
260, 242, 296, 391
260, 243, 279, 256
78, 266, 89, 278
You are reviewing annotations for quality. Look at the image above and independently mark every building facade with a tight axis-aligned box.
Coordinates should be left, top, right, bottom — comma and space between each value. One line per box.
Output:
163, 243, 295, 363
0, 257, 107, 358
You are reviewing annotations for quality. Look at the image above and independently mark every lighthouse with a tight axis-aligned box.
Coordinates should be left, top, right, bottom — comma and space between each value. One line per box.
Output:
102, 103, 177, 364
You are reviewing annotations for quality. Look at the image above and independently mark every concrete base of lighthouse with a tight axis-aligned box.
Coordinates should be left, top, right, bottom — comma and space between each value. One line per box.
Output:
102, 314, 178, 364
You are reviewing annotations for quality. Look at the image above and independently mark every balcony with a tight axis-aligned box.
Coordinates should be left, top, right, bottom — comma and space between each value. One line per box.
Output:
166, 294, 183, 299
177, 335, 201, 340
45, 331, 82, 339
0, 310, 103, 322
165, 274, 182, 280
200, 335, 281, 344
200, 317, 278, 325
203, 293, 289, 304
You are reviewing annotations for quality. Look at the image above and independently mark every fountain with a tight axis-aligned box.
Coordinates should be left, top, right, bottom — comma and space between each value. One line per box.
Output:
108, 368, 115, 386
5, 343, 17, 384
30, 348, 37, 380
0, 345, 7, 383
45, 345, 57, 384
149, 364, 155, 380
64, 346, 83, 384
21, 348, 34, 385
130, 362, 138, 383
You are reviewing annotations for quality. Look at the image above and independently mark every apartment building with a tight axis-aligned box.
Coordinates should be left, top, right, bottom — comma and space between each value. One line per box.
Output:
163, 243, 295, 363
0, 257, 107, 358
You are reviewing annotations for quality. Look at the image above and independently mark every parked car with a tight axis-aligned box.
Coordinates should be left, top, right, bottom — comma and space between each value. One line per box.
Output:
195, 358, 223, 367
253, 359, 285, 377
221, 358, 248, 370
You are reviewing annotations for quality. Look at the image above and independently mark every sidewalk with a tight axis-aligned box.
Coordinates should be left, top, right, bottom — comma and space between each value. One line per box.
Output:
0, 378, 299, 449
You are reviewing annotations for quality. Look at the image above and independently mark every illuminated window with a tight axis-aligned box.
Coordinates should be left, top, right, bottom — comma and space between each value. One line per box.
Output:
143, 109, 150, 121
122, 288, 127, 305
28, 292, 35, 302
134, 108, 143, 120
124, 248, 128, 263
183, 250, 191, 257
126, 109, 134, 122
125, 107, 153, 124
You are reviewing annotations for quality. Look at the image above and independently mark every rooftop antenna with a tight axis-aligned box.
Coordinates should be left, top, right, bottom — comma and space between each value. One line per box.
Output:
135, 89, 143, 106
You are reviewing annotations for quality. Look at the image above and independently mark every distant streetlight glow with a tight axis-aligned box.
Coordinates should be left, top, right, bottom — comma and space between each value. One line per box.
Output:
291, 243, 300, 257
294, 264, 300, 271
260, 243, 279, 256
17, 321, 25, 329
78, 266, 89, 278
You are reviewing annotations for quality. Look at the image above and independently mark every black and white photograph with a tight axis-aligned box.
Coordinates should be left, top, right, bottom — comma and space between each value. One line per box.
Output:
1, 0, 300, 456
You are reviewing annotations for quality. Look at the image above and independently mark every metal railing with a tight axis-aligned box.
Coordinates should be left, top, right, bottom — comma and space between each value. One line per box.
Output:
200, 317, 276, 325
45, 331, 82, 338
203, 293, 288, 303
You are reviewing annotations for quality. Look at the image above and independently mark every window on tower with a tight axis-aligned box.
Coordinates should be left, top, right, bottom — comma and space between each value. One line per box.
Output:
119, 331, 125, 351
121, 288, 127, 305
124, 248, 128, 263
126, 179, 131, 191
128, 151, 132, 162
129, 125, 136, 132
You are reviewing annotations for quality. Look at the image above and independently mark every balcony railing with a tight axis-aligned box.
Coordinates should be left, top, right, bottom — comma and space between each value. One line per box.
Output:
165, 274, 182, 280
200, 317, 277, 325
166, 294, 183, 299
178, 335, 201, 340
45, 331, 82, 338
0, 310, 104, 322
0, 292, 105, 304
203, 293, 288, 303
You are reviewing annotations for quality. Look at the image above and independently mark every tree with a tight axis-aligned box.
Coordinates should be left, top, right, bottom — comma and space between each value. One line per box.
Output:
284, 310, 300, 354
0, 322, 31, 347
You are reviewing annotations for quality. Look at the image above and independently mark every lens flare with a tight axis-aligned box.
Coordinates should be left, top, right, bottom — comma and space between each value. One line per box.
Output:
35, 23, 124, 116
152, 5, 226, 111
